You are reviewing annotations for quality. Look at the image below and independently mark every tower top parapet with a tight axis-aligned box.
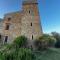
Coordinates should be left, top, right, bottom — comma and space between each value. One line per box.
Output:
23, 0, 38, 5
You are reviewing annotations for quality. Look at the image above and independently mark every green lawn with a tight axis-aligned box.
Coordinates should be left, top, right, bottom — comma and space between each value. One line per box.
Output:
34, 48, 60, 60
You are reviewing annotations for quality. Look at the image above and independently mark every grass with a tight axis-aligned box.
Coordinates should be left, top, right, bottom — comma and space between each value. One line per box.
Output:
34, 48, 60, 60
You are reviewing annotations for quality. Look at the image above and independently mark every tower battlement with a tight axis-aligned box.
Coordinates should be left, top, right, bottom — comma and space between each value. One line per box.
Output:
23, 0, 38, 5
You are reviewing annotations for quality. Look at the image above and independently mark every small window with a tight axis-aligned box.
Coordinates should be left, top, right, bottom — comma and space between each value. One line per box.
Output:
5, 24, 9, 30
0, 35, 1, 39
29, 10, 30, 14
32, 35, 33, 40
5, 36, 8, 43
31, 23, 32, 26
8, 18, 11, 21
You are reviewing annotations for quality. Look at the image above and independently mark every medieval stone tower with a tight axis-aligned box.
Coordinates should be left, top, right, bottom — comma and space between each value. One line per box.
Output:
21, 0, 42, 40
0, 0, 42, 44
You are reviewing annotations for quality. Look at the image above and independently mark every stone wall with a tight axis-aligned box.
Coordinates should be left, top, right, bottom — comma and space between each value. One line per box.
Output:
1, 0, 43, 44
3, 12, 22, 43
21, 4, 42, 40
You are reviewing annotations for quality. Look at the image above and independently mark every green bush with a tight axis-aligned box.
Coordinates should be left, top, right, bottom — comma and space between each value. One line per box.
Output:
0, 48, 35, 60
13, 36, 27, 48
0, 36, 36, 60
17, 48, 35, 60
34, 34, 56, 50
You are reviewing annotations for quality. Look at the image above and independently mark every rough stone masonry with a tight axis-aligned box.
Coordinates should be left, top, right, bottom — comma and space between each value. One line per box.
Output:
0, 0, 43, 46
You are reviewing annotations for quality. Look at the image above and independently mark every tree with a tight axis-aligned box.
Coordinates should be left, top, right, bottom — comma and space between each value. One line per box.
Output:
51, 32, 60, 48
51, 32, 60, 40
34, 34, 56, 50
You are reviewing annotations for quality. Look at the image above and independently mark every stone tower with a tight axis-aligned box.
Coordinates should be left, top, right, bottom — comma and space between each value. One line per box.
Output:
1, 0, 42, 44
21, 0, 42, 40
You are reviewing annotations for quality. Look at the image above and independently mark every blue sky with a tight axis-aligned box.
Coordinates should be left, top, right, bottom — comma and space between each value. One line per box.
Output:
0, 0, 60, 33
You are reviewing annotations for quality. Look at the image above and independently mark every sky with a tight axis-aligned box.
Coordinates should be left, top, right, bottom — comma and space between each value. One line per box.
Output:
0, 0, 60, 33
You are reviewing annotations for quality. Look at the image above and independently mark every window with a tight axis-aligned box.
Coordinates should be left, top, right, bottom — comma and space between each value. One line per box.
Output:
28, 9, 34, 16
32, 35, 33, 40
5, 24, 9, 30
0, 35, 1, 39
31, 23, 32, 26
5, 36, 8, 43
29, 10, 30, 14
28, 10, 31, 14
8, 18, 11, 21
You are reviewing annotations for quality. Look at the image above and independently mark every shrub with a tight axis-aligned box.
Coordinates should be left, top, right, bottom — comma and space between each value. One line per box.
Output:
13, 36, 27, 48
34, 34, 56, 50
0, 36, 35, 60
55, 40, 60, 48
48, 36, 56, 47
0, 48, 35, 60
17, 48, 35, 60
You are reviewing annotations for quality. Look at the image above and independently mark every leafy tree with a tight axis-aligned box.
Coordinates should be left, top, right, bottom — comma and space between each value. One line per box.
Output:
51, 32, 60, 48
51, 32, 60, 40
34, 34, 56, 50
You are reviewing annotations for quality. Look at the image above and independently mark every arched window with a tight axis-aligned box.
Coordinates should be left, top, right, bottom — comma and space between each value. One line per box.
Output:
32, 35, 33, 40
29, 10, 31, 14
31, 22, 32, 26
0, 34, 1, 39
28, 9, 34, 15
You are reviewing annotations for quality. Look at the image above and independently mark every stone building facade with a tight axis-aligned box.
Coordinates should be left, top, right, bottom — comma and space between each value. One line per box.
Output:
0, 0, 42, 44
